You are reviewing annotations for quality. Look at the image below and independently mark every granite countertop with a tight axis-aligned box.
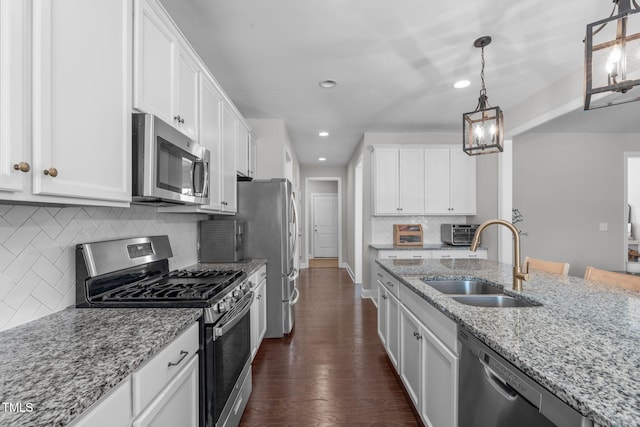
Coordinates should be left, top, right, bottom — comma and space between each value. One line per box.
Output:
376, 258, 640, 427
369, 243, 486, 251
195, 258, 267, 276
0, 307, 202, 427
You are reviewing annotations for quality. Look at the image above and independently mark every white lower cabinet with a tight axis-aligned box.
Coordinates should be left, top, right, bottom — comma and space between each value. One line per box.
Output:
70, 321, 199, 427
132, 356, 199, 427
376, 262, 459, 427
400, 305, 458, 427
69, 377, 132, 427
376, 270, 400, 371
250, 265, 268, 360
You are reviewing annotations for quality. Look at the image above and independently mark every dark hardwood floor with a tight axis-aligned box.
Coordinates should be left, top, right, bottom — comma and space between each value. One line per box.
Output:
239, 267, 422, 426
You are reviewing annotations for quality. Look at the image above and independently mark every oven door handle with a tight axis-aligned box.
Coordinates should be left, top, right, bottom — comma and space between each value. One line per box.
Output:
213, 292, 254, 340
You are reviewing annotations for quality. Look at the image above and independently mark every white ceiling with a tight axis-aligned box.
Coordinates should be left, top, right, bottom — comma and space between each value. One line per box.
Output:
160, 0, 638, 165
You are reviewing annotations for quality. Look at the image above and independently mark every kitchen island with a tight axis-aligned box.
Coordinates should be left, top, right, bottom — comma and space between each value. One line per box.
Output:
0, 307, 201, 427
376, 258, 640, 427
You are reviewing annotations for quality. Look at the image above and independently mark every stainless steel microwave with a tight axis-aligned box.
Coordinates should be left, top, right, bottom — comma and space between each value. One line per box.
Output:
132, 113, 209, 205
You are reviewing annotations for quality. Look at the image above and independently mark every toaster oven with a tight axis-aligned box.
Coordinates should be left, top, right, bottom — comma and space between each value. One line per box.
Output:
441, 224, 480, 246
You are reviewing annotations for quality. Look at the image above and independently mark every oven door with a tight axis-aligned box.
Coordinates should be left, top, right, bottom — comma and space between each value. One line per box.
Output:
205, 292, 253, 427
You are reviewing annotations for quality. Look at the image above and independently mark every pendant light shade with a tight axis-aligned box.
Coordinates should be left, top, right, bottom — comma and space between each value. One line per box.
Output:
463, 36, 504, 156
585, 0, 640, 110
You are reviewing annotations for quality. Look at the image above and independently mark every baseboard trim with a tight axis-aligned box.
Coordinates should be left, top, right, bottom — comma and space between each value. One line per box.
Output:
344, 264, 355, 282
361, 288, 377, 301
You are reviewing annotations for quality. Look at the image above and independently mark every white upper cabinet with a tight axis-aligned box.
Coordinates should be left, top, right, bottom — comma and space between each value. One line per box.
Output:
198, 74, 224, 212
1, 0, 131, 207
221, 103, 238, 213
174, 46, 199, 140
134, 0, 199, 140
425, 148, 476, 215
373, 147, 425, 215
248, 134, 257, 179
236, 121, 250, 177
133, 0, 173, 123
0, 0, 27, 193
374, 145, 474, 216
373, 148, 399, 215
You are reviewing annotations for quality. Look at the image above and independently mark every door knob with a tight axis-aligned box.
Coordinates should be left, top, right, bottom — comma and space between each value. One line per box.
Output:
13, 162, 30, 173
43, 168, 58, 177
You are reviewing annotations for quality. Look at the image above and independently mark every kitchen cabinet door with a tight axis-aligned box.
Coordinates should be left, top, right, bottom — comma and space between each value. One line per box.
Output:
377, 282, 388, 348
400, 306, 422, 409
69, 377, 132, 427
386, 290, 400, 372
236, 121, 250, 177
132, 356, 198, 427
133, 0, 174, 125
248, 134, 257, 178
257, 271, 267, 344
175, 46, 199, 140
0, 0, 27, 193
424, 149, 451, 214
373, 148, 399, 215
449, 149, 476, 215
422, 326, 458, 427
221, 103, 237, 213
198, 74, 223, 211
398, 148, 425, 214
29, 0, 131, 205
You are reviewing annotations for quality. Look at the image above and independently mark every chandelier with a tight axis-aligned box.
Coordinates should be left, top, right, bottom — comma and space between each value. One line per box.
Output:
585, 0, 640, 110
462, 36, 504, 156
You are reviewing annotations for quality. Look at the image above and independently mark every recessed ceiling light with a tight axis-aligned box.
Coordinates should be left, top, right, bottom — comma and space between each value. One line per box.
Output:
318, 157, 327, 161
318, 131, 329, 137
454, 80, 471, 89
319, 80, 337, 89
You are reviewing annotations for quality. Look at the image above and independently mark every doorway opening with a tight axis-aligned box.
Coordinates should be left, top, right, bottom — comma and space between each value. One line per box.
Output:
625, 152, 640, 272
304, 177, 342, 269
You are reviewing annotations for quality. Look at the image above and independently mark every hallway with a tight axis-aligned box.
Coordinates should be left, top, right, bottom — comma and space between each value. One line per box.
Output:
239, 267, 422, 426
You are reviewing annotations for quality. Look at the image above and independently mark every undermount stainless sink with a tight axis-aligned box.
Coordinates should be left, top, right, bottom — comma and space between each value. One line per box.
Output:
422, 279, 503, 295
450, 295, 541, 308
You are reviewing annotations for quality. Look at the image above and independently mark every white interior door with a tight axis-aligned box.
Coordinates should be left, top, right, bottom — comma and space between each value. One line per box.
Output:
312, 193, 338, 258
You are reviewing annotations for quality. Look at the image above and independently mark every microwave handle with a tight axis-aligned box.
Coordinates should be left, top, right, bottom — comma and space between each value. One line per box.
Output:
192, 160, 209, 197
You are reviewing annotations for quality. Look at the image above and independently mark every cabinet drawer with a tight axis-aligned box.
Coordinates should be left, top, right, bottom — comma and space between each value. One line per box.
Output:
132, 321, 199, 414
257, 265, 267, 285
431, 250, 487, 260
379, 250, 432, 259
400, 284, 458, 355
374, 264, 399, 297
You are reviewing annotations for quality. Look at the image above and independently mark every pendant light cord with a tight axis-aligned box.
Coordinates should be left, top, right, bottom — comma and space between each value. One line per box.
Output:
480, 46, 486, 96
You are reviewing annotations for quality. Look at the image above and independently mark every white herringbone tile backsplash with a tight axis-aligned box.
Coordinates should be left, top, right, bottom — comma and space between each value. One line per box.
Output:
0, 204, 207, 331
372, 215, 467, 244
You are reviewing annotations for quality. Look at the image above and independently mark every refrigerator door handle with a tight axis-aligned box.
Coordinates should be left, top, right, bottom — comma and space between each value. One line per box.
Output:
290, 192, 299, 258
287, 267, 299, 282
290, 287, 300, 305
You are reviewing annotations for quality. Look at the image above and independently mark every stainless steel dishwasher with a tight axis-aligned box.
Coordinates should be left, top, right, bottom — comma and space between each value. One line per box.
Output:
458, 328, 592, 427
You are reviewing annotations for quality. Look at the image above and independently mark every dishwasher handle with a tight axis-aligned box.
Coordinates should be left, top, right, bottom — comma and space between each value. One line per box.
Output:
480, 358, 518, 402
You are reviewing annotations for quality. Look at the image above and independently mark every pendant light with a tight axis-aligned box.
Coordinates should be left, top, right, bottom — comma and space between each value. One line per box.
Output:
584, 0, 640, 110
463, 36, 504, 156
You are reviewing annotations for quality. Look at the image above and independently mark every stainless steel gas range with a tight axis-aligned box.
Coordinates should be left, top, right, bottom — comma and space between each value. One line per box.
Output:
75, 235, 252, 427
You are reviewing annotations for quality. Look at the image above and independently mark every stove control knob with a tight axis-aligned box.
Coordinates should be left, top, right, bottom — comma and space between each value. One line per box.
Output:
225, 296, 236, 305
214, 301, 228, 314
233, 289, 244, 298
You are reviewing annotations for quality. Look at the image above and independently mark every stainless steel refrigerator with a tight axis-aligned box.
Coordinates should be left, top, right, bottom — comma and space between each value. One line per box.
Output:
236, 179, 299, 338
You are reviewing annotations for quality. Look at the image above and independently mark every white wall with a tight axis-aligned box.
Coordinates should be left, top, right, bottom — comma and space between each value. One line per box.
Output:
0, 204, 205, 331
248, 118, 300, 189
513, 132, 640, 277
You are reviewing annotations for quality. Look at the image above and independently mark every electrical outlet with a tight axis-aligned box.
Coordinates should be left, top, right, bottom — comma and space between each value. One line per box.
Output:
599, 223, 608, 232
